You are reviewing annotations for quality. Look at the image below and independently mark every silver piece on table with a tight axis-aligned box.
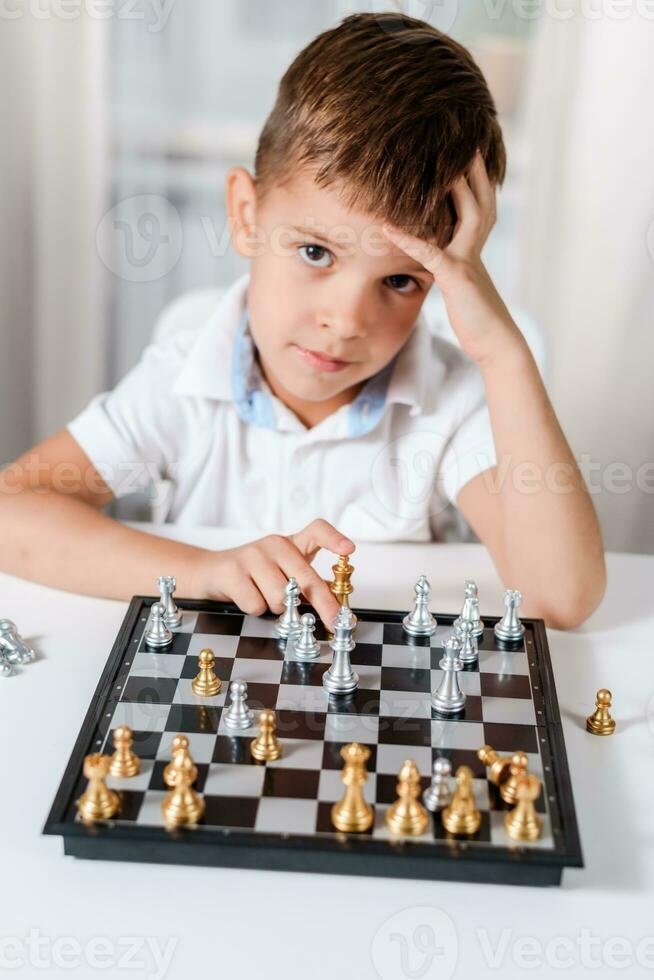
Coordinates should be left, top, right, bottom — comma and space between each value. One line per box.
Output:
494, 589, 525, 643
453, 580, 484, 638
157, 575, 183, 630
423, 756, 452, 811
0, 655, 13, 677
322, 605, 359, 696
431, 634, 466, 714
0, 619, 36, 664
293, 612, 320, 660
223, 679, 254, 730
457, 619, 479, 665
402, 575, 437, 636
274, 577, 303, 638
144, 602, 173, 648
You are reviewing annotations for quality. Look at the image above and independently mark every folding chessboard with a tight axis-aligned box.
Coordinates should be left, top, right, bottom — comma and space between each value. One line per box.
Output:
43, 597, 583, 887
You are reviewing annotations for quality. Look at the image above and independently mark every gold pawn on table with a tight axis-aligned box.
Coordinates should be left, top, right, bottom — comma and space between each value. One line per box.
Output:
251, 708, 282, 762
163, 734, 196, 787
77, 753, 119, 824
385, 759, 429, 836
161, 738, 204, 827
499, 751, 529, 805
109, 725, 140, 778
330, 555, 354, 609
331, 742, 373, 833
477, 744, 511, 787
504, 773, 542, 841
586, 688, 616, 736
442, 765, 481, 835
191, 648, 221, 697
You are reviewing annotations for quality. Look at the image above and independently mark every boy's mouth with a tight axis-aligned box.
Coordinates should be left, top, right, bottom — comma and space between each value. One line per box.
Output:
293, 345, 351, 372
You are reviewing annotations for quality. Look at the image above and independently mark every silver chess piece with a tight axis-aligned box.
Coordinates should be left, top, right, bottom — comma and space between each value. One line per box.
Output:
454, 580, 484, 638
274, 577, 303, 638
457, 619, 479, 665
223, 680, 254, 730
431, 634, 466, 714
402, 575, 437, 637
157, 575, 183, 630
423, 756, 452, 812
494, 589, 525, 643
144, 602, 173, 648
0, 619, 36, 664
293, 612, 320, 660
0, 654, 13, 677
323, 605, 359, 696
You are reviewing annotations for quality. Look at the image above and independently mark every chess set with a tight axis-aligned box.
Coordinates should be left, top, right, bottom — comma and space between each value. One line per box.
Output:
43, 567, 584, 887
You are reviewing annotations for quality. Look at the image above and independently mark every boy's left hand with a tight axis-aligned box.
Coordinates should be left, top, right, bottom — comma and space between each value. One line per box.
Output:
382, 150, 524, 369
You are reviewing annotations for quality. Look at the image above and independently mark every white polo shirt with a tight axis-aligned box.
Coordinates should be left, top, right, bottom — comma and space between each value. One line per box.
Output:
67, 273, 497, 542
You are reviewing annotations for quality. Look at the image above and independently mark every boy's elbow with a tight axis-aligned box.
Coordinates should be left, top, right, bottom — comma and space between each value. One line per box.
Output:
536, 564, 607, 631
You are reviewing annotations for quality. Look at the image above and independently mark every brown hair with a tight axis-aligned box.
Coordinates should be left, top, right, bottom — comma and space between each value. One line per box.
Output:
254, 12, 506, 248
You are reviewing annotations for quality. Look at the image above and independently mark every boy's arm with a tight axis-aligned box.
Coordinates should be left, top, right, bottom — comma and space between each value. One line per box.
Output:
0, 429, 351, 628
383, 151, 606, 630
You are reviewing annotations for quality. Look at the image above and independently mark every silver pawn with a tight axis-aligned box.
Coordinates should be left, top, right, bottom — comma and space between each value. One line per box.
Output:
323, 605, 359, 696
274, 577, 303, 638
223, 680, 254, 730
494, 589, 525, 643
157, 575, 183, 630
431, 634, 466, 714
0, 654, 13, 677
144, 602, 173, 648
0, 619, 35, 664
457, 619, 478, 665
293, 613, 320, 660
423, 757, 452, 811
454, 581, 484, 638
402, 575, 437, 637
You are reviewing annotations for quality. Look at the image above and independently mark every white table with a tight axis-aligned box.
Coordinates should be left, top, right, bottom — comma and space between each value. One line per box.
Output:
2, 527, 653, 980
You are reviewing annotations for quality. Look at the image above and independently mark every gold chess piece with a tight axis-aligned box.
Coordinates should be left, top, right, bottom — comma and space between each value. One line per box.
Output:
586, 688, 616, 736
330, 555, 354, 609
251, 708, 282, 762
161, 743, 204, 828
192, 648, 221, 697
499, 751, 529, 805
109, 725, 140, 778
504, 773, 542, 841
331, 742, 373, 833
385, 759, 429, 836
477, 744, 511, 786
77, 753, 119, 824
442, 765, 481, 835
163, 734, 196, 787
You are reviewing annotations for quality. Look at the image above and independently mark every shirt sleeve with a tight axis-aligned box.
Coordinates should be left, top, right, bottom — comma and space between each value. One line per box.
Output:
437, 364, 497, 506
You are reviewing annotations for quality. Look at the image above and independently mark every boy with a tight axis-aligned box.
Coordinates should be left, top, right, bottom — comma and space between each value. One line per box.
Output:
0, 13, 605, 631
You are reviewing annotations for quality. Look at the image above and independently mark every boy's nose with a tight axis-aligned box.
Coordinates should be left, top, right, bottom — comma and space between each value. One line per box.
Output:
319, 292, 369, 341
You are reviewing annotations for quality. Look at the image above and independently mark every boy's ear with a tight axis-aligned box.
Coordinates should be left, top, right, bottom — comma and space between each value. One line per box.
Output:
225, 166, 259, 258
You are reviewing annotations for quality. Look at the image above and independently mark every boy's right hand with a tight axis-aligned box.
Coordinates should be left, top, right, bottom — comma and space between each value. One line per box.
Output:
191, 519, 356, 631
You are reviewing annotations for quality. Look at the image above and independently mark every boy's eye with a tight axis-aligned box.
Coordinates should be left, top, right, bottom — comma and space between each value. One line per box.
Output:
386, 274, 419, 294
298, 244, 333, 268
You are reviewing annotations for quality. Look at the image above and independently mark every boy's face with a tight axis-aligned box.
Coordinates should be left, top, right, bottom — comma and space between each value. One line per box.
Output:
227, 167, 434, 427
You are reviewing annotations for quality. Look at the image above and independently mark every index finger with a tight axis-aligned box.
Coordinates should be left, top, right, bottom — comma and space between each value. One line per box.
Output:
274, 538, 341, 631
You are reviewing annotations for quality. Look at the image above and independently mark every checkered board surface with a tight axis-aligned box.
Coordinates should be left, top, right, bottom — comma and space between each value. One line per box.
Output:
44, 597, 583, 886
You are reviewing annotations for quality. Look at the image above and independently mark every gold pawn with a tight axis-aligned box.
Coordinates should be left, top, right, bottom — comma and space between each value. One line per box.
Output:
331, 743, 373, 833
77, 754, 119, 824
109, 725, 140, 778
499, 751, 529, 805
385, 759, 429, 836
192, 648, 221, 697
477, 744, 511, 786
330, 555, 354, 609
586, 688, 616, 736
504, 773, 542, 841
442, 765, 481, 835
163, 734, 196, 787
161, 748, 204, 828
251, 708, 282, 762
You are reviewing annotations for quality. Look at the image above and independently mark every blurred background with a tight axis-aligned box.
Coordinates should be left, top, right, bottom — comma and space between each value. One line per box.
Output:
1, 0, 652, 552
